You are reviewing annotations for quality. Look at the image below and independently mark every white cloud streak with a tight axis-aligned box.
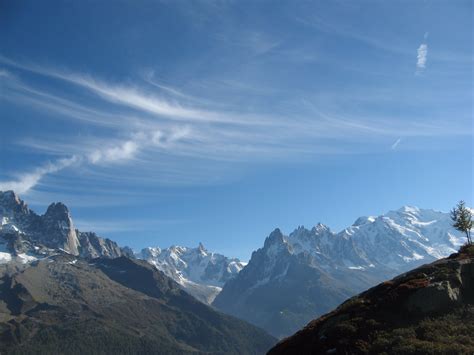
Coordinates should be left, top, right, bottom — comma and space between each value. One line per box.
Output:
0, 127, 191, 194
298, 16, 470, 65
391, 138, 401, 150
64, 75, 232, 124
417, 43, 428, 71
0, 57, 259, 125
89, 140, 139, 164
0, 156, 80, 194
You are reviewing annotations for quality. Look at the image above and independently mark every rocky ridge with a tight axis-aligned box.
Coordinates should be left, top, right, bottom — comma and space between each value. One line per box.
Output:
268, 244, 474, 354
0, 190, 129, 263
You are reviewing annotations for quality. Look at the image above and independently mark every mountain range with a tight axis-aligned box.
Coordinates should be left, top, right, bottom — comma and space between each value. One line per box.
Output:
0, 190, 243, 305
0, 190, 466, 343
213, 206, 464, 337
0, 191, 276, 353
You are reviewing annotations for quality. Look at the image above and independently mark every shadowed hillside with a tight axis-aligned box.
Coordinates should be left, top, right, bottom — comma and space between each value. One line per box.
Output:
269, 244, 474, 354
0, 255, 276, 354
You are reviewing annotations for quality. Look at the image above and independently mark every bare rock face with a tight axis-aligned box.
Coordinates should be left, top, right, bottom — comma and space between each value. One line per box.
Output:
404, 280, 460, 313
39, 202, 80, 255
78, 232, 124, 258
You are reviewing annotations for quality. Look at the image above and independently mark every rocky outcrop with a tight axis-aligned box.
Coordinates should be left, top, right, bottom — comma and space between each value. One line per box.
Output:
404, 280, 460, 313
0, 190, 128, 261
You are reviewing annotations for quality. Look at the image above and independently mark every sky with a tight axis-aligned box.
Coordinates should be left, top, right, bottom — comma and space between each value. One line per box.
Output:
0, 0, 472, 260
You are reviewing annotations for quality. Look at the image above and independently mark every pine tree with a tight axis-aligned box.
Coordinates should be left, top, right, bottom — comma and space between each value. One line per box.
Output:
451, 200, 473, 244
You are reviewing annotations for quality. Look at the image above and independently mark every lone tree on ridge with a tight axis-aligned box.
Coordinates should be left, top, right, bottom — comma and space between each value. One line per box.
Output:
451, 200, 473, 245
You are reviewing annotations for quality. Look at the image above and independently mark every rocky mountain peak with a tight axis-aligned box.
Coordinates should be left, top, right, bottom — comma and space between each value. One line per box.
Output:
39, 202, 78, 255
0, 190, 21, 205
397, 205, 421, 214
198, 242, 207, 254
288, 224, 334, 255
312, 222, 331, 234
264, 228, 285, 248
0, 190, 30, 216
140, 246, 161, 259
352, 216, 376, 226
44, 202, 71, 221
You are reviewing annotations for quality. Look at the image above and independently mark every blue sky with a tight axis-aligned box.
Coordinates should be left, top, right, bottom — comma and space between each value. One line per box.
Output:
0, 0, 472, 260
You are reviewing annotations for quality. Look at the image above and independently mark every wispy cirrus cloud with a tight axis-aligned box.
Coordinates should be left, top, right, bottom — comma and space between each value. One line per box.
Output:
0, 55, 470, 195
0, 56, 262, 126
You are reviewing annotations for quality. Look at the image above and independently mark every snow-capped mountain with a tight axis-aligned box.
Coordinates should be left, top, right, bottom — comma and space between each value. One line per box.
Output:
337, 206, 463, 269
289, 206, 464, 273
213, 206, 466, 338
0, 190, 130, 263
136, 244, 245, 304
